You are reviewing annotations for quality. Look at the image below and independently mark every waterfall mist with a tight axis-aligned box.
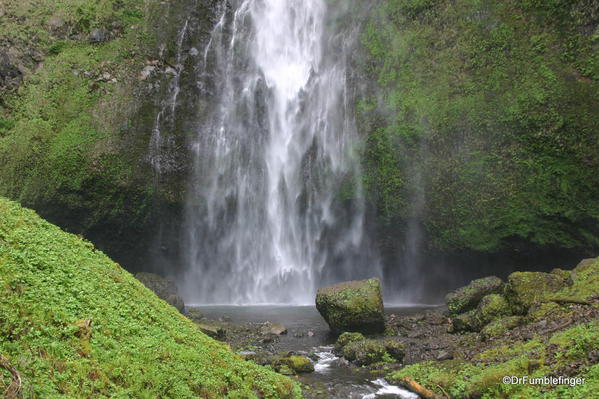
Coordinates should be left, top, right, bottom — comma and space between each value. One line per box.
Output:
179, 0, 379, 304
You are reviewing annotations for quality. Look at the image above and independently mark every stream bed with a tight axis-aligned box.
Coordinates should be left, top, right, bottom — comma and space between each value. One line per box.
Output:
191, 305, 435, 398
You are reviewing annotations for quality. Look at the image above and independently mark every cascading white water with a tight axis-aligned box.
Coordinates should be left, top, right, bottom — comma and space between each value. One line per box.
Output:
182, 0, 378, 304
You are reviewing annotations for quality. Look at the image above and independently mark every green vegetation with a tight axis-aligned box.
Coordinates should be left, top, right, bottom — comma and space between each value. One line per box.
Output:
0, 0, 151, 206
359, 0, 599, 253
391, 257, 599, 397
389, 321, 598, 398
0, 0, 183, 265
0, 197, 301, 398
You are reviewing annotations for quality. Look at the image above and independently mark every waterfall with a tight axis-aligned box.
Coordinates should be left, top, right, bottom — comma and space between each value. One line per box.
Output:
181, 0, 378, 304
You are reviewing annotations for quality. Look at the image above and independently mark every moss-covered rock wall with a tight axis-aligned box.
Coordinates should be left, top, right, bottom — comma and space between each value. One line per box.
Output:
0, 0, 219, 271
358, 0, 598, 269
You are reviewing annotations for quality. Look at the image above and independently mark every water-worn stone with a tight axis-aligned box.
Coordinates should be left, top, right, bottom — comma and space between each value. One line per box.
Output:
279, 355, 314, 374
504, 272, 566, 314
315, 278, 385, 334
196, 322, 226, 340
261, 322, 287, 336
446, 276, 504, 316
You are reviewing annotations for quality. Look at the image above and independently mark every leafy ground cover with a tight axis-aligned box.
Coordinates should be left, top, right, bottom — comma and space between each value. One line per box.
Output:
0, 197, 301, 398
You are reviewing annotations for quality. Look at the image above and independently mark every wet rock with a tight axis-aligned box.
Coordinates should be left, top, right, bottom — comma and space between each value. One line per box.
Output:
140, 65, 156, 80
446, 276, 504, 316
186, 308, 203, 320
480, 315, 524, 340
89, 28, 109, 43
382, 339, 405, 361
341, 338, 402, 365
436, 350, 453, 361
261, 322, 287, 336
334, 332, 365, 352
504, 271, 566, 314
474, 294, 512, 326
449, 310, 480, 333
315, 278, 385, 334
196, 322, 226, 340
278, 355, 314, 374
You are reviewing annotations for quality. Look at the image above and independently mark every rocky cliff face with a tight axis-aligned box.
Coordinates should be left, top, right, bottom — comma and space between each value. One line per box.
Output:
0, 0, 220, 271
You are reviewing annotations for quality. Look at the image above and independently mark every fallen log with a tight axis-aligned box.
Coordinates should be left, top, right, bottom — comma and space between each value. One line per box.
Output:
398, 376, 447, 399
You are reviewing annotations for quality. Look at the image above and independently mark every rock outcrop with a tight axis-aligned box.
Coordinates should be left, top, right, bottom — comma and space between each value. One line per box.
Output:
445, 276, 504, 316
316, 278, 385, 334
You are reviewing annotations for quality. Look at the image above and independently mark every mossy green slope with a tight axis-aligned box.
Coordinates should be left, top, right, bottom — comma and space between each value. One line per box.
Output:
0, 197, 301, 398
359, 0, 599, 254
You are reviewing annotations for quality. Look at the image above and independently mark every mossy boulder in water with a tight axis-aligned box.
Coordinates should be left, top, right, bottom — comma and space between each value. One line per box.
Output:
446, 276, 504, 316
504, 271, 566, 314
315, 278, 385, 333
278, 356, 314, 374
335, 332, 365, 352
342, 339, 400, 365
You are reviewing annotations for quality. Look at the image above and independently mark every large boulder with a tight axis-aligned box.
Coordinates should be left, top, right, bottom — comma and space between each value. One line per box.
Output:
474, 294, 512, 326
341, 338, 404, 365
446, 276, 504, 316
315, 278, 385, 334
135, 272, 185, 313
504, 272, 566, 314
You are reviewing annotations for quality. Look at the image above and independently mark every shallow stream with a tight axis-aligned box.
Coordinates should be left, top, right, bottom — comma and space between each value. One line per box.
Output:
194, 305, 434, 398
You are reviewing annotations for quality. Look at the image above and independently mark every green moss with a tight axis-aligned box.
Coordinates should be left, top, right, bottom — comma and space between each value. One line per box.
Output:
342, 339, 392, 366
475, 294, 512, 326
335, 332, 365, 351
279, 356, 314, 374
446, 276, 504, 316
504, 271, 566, 314
0, 198, 301, 398
553, 257, 599, 301
359, 0, 599, 254
480, 316, 525, 340
315, 279, 385, 333
389, 322, 599, 398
